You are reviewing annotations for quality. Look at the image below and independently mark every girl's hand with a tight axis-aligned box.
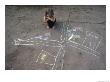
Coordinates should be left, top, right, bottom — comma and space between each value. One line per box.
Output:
46, 17, 50, 19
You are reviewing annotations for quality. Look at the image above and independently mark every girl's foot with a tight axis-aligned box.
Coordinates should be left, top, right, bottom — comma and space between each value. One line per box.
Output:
47, 26, 49, 29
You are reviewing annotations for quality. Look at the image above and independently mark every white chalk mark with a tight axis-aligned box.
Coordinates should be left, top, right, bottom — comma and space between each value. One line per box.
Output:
13, 24, 103, 70
95, 39, 102, 50
68, 34, 73, 40
60, 35, 63, 41
82, 30, 102, 50
44, 51, 56, 58
45, 63, 53, 66
68, 40, 100, 55
68, 43, 97, 56
36, 52, 42, 63
61, 59, 64, 70
82, 37, 87, 45
51, 47, 62, 70
68, 34, 80, 41
60, 47, 65, 70
36, 50, 57, 69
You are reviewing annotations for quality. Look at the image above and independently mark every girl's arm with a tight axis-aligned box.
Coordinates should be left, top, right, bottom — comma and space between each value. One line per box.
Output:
43, 16, 47, 23
46, 16, 55, 21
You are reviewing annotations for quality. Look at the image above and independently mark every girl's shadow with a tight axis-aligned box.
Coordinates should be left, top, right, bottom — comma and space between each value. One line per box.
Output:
54, 21, 71, 34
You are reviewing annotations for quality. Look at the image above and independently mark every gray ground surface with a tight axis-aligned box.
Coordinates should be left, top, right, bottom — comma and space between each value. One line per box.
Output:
5, 5, 106, 70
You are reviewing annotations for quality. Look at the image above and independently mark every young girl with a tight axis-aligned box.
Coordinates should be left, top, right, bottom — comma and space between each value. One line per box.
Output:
43, 8, 56, 29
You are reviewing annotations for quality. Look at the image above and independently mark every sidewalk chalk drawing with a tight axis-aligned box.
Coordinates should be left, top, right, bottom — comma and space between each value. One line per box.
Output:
13, 22, 103, 70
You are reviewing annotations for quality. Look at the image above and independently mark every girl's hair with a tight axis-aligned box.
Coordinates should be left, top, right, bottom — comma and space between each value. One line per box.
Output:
45, 8, 54, 18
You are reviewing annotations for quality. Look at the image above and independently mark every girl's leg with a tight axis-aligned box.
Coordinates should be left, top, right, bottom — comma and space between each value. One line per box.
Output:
47, 19, 56, 29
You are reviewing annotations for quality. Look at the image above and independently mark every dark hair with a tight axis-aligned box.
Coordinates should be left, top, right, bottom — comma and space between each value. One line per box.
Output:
45, 11, 48, 16
45, 8, 54, 18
